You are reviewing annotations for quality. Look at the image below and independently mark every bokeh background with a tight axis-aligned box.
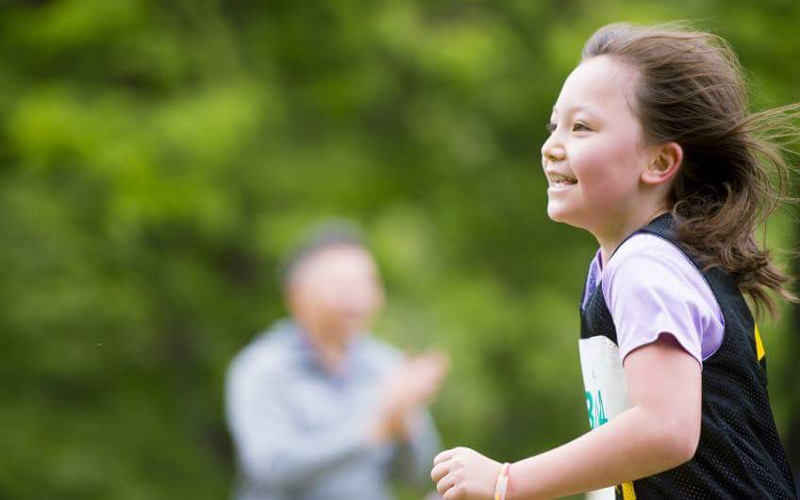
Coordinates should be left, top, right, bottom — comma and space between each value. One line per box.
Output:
2, 0, 799, 498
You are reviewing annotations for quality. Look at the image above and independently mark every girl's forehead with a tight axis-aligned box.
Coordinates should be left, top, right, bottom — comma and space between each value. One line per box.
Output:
554, 56, 639, 115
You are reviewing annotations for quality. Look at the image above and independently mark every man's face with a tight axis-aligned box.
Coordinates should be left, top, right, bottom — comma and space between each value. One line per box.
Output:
288, 245, 385, 346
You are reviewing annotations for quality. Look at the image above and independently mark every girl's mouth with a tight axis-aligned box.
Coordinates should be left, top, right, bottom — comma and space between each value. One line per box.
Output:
548, 172, 578, 188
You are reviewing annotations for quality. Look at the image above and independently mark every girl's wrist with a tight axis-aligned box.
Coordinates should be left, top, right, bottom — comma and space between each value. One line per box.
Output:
494, 462, 511, 500
502, 459, 543, 500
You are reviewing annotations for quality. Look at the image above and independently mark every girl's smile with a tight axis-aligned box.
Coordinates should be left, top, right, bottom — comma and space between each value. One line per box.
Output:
546, 171, 578, 191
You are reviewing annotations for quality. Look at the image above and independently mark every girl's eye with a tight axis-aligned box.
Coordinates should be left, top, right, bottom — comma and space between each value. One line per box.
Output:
573, 122, 591, 132
545, 122, 557, 133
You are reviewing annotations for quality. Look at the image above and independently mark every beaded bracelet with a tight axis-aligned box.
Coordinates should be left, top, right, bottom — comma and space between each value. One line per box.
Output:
494, 462, 511, 500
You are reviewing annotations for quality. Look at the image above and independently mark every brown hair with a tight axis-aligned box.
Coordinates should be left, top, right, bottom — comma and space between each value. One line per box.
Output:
582, 22, 799, 319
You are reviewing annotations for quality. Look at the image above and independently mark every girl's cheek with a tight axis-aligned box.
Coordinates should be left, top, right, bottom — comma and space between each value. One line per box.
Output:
580, 165, 628, 202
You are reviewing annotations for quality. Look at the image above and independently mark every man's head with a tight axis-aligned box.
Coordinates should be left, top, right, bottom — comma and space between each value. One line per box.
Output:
282, 222, 385, 349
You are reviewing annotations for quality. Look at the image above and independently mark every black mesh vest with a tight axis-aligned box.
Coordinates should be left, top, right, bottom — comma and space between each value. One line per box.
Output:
579, 213, 797, 499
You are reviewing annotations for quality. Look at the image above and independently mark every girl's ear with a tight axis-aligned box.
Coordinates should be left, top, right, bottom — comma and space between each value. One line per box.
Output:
642, 142, 683, 186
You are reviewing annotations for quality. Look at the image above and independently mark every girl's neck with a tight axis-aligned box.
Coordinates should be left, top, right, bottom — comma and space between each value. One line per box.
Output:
597, 207, 669, 267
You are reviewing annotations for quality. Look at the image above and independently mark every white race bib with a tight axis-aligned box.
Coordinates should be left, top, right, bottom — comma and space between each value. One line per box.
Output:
579, 335, 634, 500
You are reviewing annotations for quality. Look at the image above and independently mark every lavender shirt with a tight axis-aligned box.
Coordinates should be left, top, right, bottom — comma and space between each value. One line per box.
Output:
581, 234, 725, 365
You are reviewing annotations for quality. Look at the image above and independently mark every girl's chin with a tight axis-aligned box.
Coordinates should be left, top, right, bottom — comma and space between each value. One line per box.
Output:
546, 205, 588, 230
546, 204, 572, 223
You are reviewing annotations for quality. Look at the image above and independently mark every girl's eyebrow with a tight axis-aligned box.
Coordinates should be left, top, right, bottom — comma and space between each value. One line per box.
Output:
552, 104, 600, 120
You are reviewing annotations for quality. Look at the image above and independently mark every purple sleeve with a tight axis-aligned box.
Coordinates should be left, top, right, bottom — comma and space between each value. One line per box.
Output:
601, 235, 725, 365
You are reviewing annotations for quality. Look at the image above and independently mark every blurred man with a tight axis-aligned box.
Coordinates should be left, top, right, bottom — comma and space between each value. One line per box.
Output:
226, 222, 448, 500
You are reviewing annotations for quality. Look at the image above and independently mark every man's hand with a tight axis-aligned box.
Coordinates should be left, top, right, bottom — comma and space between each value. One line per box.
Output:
370, 350, 449, 443
431, 447, 501, 499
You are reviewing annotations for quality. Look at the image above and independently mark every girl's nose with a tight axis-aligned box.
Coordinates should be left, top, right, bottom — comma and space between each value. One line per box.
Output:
541, 139, 565, 163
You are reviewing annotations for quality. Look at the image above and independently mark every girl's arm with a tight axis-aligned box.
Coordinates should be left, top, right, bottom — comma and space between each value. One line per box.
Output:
431, 336, 701, 500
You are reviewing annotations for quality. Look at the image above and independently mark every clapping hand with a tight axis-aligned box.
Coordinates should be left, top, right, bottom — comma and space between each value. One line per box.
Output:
370, 349, 449, 442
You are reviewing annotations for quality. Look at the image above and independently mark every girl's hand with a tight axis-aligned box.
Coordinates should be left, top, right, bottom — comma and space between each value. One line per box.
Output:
431, 447, 502, 499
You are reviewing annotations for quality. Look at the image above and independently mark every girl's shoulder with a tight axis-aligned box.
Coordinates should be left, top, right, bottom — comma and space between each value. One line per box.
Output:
607, 233, 695, 277
602, 232, 717, 308
603, 234, 725, 362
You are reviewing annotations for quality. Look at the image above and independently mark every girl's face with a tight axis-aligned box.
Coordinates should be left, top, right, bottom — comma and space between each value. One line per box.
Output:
541, 56, 654, 238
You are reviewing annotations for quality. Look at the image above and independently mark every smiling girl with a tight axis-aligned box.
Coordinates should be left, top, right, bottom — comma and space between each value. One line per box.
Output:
431, 22, 799, 500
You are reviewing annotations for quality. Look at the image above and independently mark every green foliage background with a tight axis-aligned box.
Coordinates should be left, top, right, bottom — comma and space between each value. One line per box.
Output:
2, 0, 798, 498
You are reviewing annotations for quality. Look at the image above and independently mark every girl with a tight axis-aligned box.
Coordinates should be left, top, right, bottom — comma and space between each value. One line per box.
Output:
431, 22, 799, 499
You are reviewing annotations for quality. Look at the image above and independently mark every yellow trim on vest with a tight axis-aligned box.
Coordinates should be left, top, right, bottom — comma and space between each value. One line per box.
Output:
754, 324, 765, 361
621, 481, 636, 499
